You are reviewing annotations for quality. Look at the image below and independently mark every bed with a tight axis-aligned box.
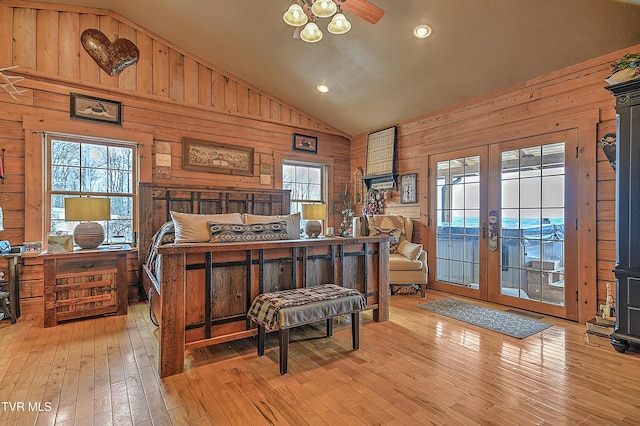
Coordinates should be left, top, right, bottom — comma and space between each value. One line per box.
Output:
138, 183, 390, 377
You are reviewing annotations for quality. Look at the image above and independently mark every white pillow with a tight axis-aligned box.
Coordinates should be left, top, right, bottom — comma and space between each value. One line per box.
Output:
170, 211, 243, 243
397, 239, 423, 261
242, 213, 300, 239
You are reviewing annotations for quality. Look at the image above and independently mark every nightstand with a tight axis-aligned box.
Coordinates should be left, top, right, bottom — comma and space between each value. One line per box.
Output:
42, 246, 130, 327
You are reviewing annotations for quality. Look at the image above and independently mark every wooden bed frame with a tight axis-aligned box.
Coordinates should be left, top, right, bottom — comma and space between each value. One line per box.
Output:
138, 183, 390, 377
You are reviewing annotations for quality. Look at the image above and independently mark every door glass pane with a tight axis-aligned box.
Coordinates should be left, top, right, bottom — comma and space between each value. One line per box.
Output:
435, 155, 481, 288
500, 143, 565, 305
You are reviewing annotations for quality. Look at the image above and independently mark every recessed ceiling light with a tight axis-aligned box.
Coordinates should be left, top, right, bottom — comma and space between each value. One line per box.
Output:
317, 85, 329, 93
414, 25, 432, 39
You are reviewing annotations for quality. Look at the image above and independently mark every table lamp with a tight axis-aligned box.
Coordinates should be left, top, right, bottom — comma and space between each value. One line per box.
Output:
64, 197, 111, 249
301, 203, 326, 238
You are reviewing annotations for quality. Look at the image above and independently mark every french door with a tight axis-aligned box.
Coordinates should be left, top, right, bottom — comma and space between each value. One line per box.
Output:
428, 131, 578, 319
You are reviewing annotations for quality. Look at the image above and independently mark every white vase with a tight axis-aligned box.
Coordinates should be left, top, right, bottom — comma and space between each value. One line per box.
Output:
605, 67, 637, 85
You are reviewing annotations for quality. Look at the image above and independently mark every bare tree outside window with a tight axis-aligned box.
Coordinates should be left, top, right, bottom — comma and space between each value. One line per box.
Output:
48, 136, 136, 244
282, 163, 324, 216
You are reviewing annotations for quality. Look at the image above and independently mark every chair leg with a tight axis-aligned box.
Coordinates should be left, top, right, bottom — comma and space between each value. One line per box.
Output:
0, 295, 13, 324
279, 328, 289, 375
420, 284, 427, 298
351, 312, 360, 350
258, 325, 266, 357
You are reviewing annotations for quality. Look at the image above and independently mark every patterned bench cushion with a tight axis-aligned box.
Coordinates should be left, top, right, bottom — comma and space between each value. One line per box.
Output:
247, 284, 366, 330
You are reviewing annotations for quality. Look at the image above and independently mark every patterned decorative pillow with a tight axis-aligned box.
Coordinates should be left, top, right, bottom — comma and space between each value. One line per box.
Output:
208, 221, 289, 243
242, 213, 301, 239
366, 215, 405, 239
369, 226, 402, 253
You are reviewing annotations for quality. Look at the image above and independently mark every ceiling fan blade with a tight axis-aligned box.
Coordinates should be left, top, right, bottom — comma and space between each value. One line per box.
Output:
339, 0, 384, 24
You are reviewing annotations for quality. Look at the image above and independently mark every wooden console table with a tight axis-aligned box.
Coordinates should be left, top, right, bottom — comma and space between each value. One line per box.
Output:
42, 246, 130, 327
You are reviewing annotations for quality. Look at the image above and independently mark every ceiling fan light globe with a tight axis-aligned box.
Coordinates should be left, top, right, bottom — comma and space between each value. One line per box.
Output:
327, 13, 351, 34
311, 0, 337, 18
301, 22, 323, 43
283, 4, 308, 27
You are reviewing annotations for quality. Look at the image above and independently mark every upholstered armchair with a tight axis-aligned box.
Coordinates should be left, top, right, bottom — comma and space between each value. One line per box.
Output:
353, 215, 428, 297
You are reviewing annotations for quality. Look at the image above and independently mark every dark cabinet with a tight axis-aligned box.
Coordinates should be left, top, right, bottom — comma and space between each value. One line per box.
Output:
606, 79, 640, 352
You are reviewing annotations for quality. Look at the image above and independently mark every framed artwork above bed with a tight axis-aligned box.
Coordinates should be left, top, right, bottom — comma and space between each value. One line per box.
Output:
182, 137, 254, 176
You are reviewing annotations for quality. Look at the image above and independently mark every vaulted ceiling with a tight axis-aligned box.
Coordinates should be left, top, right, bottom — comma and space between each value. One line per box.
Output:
38, 0, 640, 136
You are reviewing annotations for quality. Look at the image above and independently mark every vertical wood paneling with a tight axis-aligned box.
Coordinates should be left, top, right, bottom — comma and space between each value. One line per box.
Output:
198, 64, 211, 106
58, 12, 80, 79
212, 71, 224, 110
248, 90, 260, 116
135, 32, 153, 95
281, 106, 291, 124
98, 15, 119, 87
169, 50, 184, 101
79, 14, 100, 83
1, 4, 341, 136
260, 96, 270, 120
224, 77, 236, 112
36, 9, 59, 74
236, 84, 248, 115
117, 23, 137, 90
0, 6, 13, 65
270, 100, 280, 121
183, 57, 198, 104
12, 8, 37, 69
152, 41, 169, 97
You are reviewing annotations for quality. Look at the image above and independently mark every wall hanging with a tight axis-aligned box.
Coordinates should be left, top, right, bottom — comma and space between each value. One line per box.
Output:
70, 93, 122, 125
0, 65, 27, 101
364, 126, 396, 190
599, 133, 616, 171
81, 29, 139, 76
182, 138, 254, 176
292, 133, 318, 153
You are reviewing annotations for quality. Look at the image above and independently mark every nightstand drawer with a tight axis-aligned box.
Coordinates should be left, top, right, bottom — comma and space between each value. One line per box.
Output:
55, 258, 117, 276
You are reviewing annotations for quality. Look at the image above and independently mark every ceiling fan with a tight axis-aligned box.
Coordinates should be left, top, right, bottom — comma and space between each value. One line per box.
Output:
285, 0, 384, 43
334, 0, 384, 24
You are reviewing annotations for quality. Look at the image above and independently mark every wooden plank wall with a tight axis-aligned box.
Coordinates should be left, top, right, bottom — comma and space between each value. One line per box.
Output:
0, 2, 351, 315
350, 44, 640, 323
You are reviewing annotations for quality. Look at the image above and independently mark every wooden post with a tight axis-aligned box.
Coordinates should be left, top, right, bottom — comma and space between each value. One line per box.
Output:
159, 252, 186, 377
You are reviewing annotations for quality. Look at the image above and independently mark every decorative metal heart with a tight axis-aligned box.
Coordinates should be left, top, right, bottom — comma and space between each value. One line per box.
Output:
81, 29, 139, 76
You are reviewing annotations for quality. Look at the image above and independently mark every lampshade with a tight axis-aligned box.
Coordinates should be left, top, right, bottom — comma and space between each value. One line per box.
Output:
283, 3, 308, 27
300, 22, 323, 43
327, 13, 351, 34
302, 203, 326, 238
65, 197, 111, 249
311, 0, 337, 18
301, 203, 326, 220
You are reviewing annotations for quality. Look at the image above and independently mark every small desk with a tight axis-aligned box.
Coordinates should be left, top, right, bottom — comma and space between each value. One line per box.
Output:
0, 253, 20, 321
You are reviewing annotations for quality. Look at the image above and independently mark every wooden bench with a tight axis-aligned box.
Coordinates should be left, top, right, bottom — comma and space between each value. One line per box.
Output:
247, 284, 366, 374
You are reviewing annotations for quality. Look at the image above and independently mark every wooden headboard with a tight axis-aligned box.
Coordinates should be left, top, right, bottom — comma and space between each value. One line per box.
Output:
138, 183, 291, 264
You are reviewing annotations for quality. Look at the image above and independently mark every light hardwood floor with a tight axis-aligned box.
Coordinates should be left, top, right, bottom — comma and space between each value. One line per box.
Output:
1, 291, 639, 425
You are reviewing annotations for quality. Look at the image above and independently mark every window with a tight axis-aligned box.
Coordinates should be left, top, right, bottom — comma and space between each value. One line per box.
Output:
282, 162, 325, 215
47, 134, 136, 243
